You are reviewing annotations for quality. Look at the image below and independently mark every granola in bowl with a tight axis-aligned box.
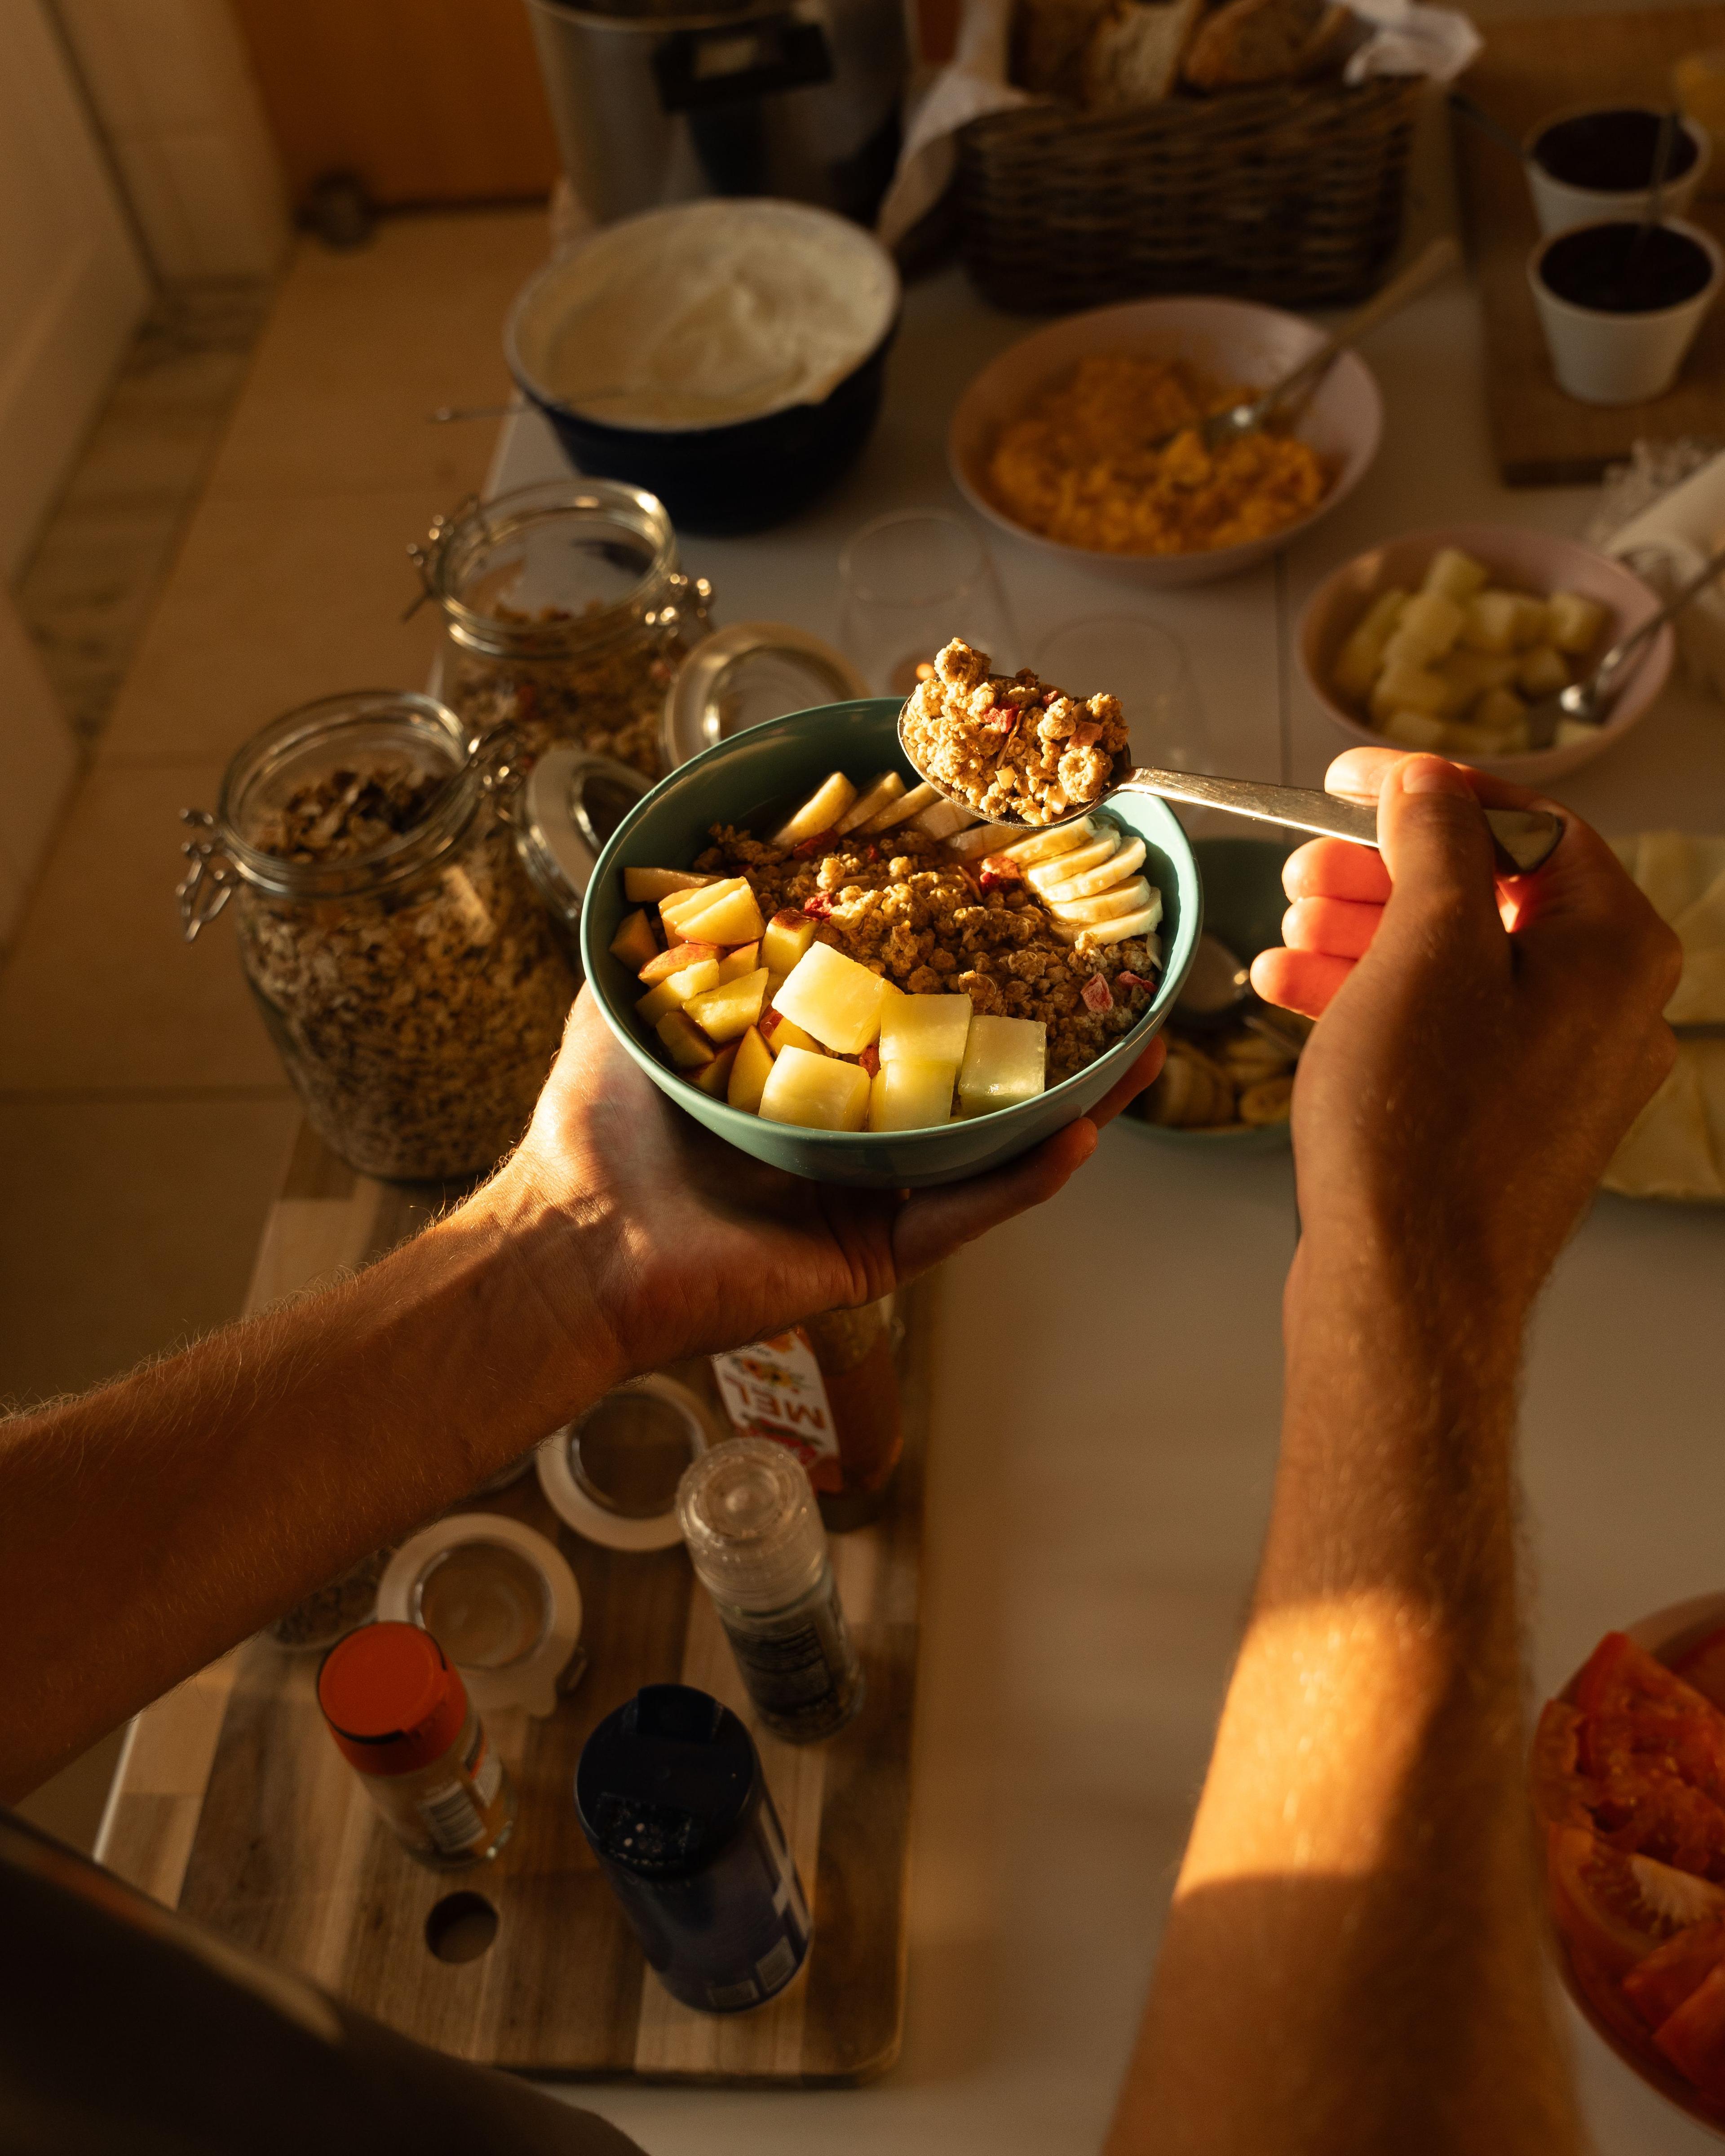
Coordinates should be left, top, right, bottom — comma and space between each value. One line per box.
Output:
900, 638, 1129, 827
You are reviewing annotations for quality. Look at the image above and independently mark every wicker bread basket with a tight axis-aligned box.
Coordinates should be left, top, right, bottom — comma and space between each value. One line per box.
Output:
955, 76, 1422, 313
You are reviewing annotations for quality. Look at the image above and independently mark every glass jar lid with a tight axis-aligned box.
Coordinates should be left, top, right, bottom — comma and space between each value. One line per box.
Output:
512, 744, 651, 927
415, 479, 680, 662
661, 622, 869, 769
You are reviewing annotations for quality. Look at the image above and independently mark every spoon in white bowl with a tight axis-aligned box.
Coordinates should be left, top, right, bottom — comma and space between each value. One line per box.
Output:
1525, 538, 1725, 748
896, 716, 1566, 875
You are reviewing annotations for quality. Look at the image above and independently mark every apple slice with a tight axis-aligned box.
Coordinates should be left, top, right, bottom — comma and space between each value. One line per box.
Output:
672, 881, 766, 948
761, 910, 818, 976
656, 1009, 717, 1069
946, 821, 1024, 860
1026, 828, 1120, 892
661, 875, 748, 932
910, 798, 976, 843
636, 959, 721, 1025
625, 867, 715, 903
1000, 817, 1094, 866
773, 772, 857, 848
1046, 877, 1152, 926
772, 942, 888, 1054
727, 1025, 775, 1113
880, 991, 972, 1066
861, 779, 939, 833
694, 1042, 740, 1096
833, 772, 904, 834
609, 908, 659, 970
759, 1009, 821, 1056
868, 1056, 959, 1131
684, 966, 768, 1043
714, 941, 760, 984
1040, 833, 1147, 903
638, 940, 721, 986
957, 1015, 1046, 1118
759, 1045, 871, 1132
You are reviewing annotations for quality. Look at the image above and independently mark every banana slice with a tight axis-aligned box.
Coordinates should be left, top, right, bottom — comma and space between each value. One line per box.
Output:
1047, 876, 1152, 925
1040, 833, 1147, 903
1000, 817, 1095, 866
1066, 897, 1163, 947
1239, 1075, 1294, 1125
1026, 827, 1121, 892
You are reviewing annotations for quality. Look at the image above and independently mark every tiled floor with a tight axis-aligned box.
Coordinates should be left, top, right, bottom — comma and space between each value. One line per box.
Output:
1, 205, 554, 1846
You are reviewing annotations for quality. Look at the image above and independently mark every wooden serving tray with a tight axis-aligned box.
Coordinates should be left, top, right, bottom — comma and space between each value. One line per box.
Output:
99, 1123, 932, 2084
1454, 6, 1725, 486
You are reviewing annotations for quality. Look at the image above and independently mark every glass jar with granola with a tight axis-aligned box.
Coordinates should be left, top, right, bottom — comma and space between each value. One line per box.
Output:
413, 479, 712, 780
178, 691, 575, 1180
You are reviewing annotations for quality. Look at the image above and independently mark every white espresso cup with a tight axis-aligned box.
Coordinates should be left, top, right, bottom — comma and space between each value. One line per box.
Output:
1528, 217, 1723, 404
1524, 106, 1711, 238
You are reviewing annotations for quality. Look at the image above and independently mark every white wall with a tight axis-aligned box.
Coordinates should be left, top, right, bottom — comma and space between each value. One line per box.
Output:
53, 0, 290, 282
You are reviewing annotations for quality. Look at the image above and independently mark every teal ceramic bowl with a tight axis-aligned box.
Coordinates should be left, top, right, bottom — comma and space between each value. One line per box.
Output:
579, 698, 1203, 1187
1125, 835, 1296, 1155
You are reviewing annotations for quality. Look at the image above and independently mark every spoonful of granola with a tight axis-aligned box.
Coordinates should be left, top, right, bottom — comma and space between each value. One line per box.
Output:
898, 639, 1565, 877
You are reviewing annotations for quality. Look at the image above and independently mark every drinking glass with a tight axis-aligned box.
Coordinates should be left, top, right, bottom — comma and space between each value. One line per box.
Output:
838, 510, 1018, 697
1033, 614, 1214, 774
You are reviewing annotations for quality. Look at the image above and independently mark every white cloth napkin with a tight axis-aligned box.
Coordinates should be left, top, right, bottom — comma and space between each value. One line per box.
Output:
1342, 0, 1480, 85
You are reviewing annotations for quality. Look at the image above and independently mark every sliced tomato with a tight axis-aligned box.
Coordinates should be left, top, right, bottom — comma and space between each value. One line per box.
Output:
1625, 1913, 1725, 2029
1676, 1626, 1725, 1716
1589, 1763, 1725, 1881
1657, 1956, 1725, 2101
1547, 1825, 1725, 1978
1576, 1632, 1722, 1724
1531, 1699, 1599, 1829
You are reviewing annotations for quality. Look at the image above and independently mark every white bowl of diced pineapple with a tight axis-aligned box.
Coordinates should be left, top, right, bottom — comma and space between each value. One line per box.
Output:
577, 697, 1201, 1188
1298, 524, 1672, 785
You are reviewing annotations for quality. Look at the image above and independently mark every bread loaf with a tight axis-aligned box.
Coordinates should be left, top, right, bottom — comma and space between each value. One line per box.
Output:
1081, 0, 1207, 110
1181, 0, 1324, 89
1013, 0, 1117, 97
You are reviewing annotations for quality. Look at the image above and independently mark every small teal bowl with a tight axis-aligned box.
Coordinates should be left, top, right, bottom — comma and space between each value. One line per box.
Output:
579, 698, 1203, 1188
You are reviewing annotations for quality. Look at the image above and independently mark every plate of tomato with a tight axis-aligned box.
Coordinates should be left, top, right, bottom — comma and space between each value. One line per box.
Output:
1537, 1595, 1725, 2133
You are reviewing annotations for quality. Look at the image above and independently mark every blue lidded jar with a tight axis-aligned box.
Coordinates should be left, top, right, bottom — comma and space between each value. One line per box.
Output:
575, 1684, 810, 2014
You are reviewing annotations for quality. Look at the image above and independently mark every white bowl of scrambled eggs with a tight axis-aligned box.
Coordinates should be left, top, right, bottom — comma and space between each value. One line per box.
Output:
948, 296, 1382, 587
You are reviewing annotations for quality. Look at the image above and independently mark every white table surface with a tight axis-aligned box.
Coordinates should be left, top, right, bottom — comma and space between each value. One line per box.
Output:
490, 181, 1725, 2156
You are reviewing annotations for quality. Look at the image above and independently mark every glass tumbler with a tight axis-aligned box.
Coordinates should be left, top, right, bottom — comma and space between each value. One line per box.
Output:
838, 509, 1018, 697
1033, 614, 1215, 774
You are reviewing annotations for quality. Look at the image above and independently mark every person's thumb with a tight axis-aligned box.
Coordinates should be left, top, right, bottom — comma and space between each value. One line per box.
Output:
1375, 755, 1502, 954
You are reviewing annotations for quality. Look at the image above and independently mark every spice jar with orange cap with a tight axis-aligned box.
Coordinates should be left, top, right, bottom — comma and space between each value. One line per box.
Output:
318, 1621, 515, 1866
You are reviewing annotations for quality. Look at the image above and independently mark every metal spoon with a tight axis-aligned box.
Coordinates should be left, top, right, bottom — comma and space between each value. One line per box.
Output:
1526, 538, 1725, 748
1177, 932, 1254, 1020
1448, 90, 1531, 163
896, 716, 1566, 875
1611, 106, 1682, 309
1164, 236, 1461, 458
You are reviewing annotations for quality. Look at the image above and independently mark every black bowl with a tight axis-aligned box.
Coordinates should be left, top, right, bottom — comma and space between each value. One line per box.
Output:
513, 321, 899, 537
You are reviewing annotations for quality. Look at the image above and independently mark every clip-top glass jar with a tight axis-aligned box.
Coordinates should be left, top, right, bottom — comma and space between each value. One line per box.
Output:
413, 479, 712, 780
178, 691, 575, 1180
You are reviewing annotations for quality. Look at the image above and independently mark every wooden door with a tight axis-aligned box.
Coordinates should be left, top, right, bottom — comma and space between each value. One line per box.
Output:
228, 0, 563, 209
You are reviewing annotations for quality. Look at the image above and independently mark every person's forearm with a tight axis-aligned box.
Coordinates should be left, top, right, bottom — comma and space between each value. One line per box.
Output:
1108, 1239, 1581, 2156
0, 1166, 624, 1800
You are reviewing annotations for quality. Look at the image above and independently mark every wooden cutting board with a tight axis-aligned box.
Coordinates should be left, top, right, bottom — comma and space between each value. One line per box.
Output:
98, 1122, 932, 2084
1454, 7, 1725, 486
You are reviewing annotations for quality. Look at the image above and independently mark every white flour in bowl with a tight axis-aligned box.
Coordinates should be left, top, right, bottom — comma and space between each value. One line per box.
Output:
510, 200, 899, 431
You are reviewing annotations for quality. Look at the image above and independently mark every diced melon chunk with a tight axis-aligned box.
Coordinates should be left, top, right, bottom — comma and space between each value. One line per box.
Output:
636, 959, 721, 1025
638, 940, 720, 985
1047, 875, 1152, 925
727, 1026, 775, 1113
1332, 588, 1409, 700
772, 942, 888, 1054
1389, 589, 1466, 663
609, 908, 659, 970
869, 1056, 959, 1131
1459, 590, 1523, 654
1555, 717, 1600, 749
1434, 649, 1518, 704
672, 882, 766, 947
773, 772, 858, 847
760, 1009, 821, 1056
1509, 595, 1550, 647
624, 867, 715, 904
1474, 686, 1528, 738
761, 909, 818, 976
1041, 831, 1146, 902
661, 875, 748, 932
759, 1045, 871, 1132
1380, 709, 1447, 751
1516, 644, 1569, 698
684, 967, 768, 1043
958, 1015, 1046, 1118
1000, 816, 1095, 866
657, 1009, 717, 1069
1026, 827, 1121, 892
694, 1043, 739, 1096
833, 772, 903, 833
1370, 661, 1453, 721
1548, 590, 1606, 654
880, 991, 972, 1066
715, 941, 760, 984
861, 779, 939, 832
1421, 548, 1490, 604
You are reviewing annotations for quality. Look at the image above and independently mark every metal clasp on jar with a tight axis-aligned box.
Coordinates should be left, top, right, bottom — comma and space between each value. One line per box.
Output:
402, 496, 479, 622
176, 807, 239, 941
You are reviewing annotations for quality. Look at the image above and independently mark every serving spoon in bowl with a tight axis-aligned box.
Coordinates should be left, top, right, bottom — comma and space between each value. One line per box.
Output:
896, 716, 1566, 875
